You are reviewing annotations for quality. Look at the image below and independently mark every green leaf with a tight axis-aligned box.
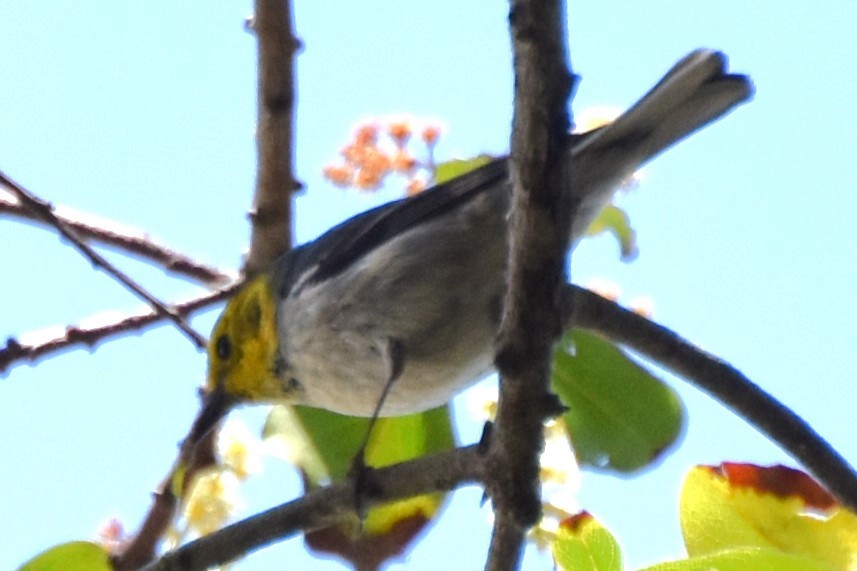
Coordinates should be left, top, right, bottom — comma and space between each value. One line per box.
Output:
552, 512, 623, 571
552, 330, 684, 472
585, 204, 638, 261
640, 547, 837, 571
18, 542, 111, 571
434, 155, 496, 184
263, 405, 455, 483
263, 405, 368, 483
263, 405, 455, 567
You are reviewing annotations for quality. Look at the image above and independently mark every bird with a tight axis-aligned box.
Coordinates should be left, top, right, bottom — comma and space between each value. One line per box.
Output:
193, 49, 753, 441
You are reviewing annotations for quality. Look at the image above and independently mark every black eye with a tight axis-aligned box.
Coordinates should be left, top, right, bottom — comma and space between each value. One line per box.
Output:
215, 335, 232, 360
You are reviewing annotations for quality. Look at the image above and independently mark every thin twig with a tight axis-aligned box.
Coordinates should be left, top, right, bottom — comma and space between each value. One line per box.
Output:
114, 427, 221, 571
488, 1, 574, 570
569, 285, 857, 513
0, 192, 234, 286
0, 170, 207, 349
0, 284, 240, 374
140, 445, 484, 571
244, 0, 299, 275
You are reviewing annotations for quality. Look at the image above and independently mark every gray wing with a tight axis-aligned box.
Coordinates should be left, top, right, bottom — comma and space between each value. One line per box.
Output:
273, 155, 515, 298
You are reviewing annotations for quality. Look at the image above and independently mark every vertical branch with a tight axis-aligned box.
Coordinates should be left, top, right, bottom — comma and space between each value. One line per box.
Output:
486, 0, 574, 569
245, 0, 299, 275
114, 3, 299, 568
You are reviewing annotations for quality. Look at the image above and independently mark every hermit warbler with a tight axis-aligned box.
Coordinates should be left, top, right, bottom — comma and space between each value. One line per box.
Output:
196, 50, 752, 438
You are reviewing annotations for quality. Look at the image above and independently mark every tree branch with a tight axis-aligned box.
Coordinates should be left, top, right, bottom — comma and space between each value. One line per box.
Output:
140, 445, 484, 571
0, 191, 234, 286
569, 285, 857, 513
116, 3, 300, 567
487, 1, 574, 569
0, 285, 240, 375
128, 285, 857, 570
244, 0, 299, 275
114, 427, 221, 571
0, 170, 207, 349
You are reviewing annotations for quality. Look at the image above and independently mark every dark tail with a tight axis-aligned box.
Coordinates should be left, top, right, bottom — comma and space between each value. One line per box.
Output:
569, 49, 754, 237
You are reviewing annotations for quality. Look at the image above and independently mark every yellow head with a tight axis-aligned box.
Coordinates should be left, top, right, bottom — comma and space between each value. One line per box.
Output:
206, 274, 282, 403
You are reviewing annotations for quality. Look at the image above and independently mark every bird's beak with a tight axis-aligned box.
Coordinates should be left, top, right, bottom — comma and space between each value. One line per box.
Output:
188, 385, 235, 445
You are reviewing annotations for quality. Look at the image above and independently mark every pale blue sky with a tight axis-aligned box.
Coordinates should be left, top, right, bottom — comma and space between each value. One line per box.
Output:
2, 1, 856, 569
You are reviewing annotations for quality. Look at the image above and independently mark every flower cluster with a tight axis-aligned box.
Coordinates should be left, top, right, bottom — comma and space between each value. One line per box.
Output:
161, 420, 265, 547
323, 118, 442, 196
96, 518, 127, 554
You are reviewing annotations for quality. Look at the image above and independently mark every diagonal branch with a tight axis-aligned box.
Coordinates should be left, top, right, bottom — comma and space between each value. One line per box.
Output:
569, 285, 857, 513
140, 445, 484, 571
114, 426, 221, 571
0, 170, 207, 349
0, 284, 241, 374
0, 191, 234, 286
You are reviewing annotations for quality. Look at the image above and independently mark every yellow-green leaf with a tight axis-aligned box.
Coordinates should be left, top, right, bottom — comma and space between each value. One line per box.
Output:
263, 405, 454, 483
434, 155, 495, 184
18, 542, 111, 571
641, 546, 837, 571
680, 463, 857, 569
552, 511, 623, 571
552, 330, 684, 472
584, 204, 638, 261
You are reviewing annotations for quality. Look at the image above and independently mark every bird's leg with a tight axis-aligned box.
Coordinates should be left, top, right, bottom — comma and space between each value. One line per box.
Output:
348, 337, 406, 521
